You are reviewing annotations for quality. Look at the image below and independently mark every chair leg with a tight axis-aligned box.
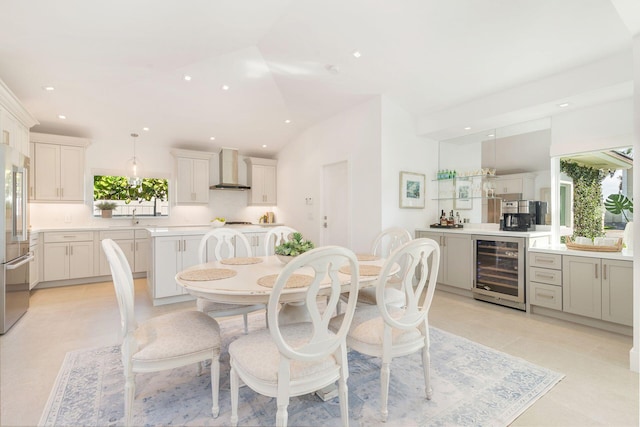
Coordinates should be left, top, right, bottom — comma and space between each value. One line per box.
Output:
230, 365, 239, 427
422, 344, 433, 400
275, 400, 289, 427
211, 354, 220, 418
338, 377, 350, 427
124, 369, 135, 427
243, 313, 249, 334
380, 361, 390, 422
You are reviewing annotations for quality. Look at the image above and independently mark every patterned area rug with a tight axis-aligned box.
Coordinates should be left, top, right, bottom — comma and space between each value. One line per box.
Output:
39, 319, 563, 427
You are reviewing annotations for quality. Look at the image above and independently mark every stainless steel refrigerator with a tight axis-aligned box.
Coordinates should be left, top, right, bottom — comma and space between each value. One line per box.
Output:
0, 145, 32, 334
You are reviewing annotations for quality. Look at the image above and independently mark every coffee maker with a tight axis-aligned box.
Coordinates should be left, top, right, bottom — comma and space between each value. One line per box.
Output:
501, 200, 536, 231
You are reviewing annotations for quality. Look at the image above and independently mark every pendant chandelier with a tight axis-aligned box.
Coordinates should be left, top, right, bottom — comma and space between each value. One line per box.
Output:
128, 133, 142, 187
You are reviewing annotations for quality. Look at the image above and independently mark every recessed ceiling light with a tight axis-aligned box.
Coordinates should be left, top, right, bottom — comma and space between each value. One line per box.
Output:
464, 126, 471, 130
558, 102, 570, 108
284, 119, 291, 124
142, 127, 149, 131
209, 136, 216, 141
183, 75, 192, 81
42, 86, 55, 91
221, 85, 230, 91
262, 144, 267, 148
487, 133, 495, 137
352, 50, 362, 58
58, 115, 66, 120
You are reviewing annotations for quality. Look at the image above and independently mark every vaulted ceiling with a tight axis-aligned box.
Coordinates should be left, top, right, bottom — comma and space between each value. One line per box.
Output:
0, 1, 636, 156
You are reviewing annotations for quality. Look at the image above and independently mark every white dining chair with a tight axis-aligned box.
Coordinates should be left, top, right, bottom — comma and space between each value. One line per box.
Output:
229, 246, 361, 427
330, 238, 440, 422
102, 239, 221, 426
263, 225, 297, 256
352, 227, 412, 307
197, 228, 266, 334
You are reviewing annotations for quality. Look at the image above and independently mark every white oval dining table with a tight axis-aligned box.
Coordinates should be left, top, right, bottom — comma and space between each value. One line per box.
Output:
175, 254, 395, 324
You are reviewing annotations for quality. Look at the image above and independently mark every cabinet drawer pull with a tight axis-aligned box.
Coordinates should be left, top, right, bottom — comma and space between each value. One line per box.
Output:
595, 264, 598, 279
535, 273, 555, 279
183, 240, 187, 251
536, 257, 555, 263
536, 292, 554, 299
603, 264, 607, 280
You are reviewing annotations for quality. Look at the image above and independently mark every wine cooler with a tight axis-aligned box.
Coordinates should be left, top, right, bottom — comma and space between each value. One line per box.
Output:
472, 235, 525, 311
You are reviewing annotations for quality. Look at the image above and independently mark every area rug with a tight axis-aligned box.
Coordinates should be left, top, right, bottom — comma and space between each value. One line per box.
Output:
39, 320, 563, 427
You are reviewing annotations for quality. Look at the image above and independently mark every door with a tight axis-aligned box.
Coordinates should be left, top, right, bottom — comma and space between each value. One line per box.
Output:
322, 161, 349, 247
562, 256, 601, 318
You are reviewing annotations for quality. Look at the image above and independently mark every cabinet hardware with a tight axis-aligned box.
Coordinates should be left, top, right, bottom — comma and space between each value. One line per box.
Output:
183, 240, 187, 251
65, 246, 68, 256
135, 242, 138, 251
536, 257, 554, 263
595, 264, 598, 279
56, 188, 60, 197
70, 246, 73, 256
177, 240, 181, 252
61, 188, 63, 197
535, 273, 555, 279
63, 235, 74, 238
603, 264, 607, 280
537, 292, 554, 299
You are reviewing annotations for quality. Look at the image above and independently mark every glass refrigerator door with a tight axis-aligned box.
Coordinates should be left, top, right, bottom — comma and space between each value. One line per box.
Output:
475, 239, 520, 297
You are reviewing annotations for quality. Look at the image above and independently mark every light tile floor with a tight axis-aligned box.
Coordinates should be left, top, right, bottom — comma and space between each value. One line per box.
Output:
1, 280, 638, 426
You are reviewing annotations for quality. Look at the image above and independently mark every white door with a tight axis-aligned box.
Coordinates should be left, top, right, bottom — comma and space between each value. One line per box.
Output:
322, 161, 349, 247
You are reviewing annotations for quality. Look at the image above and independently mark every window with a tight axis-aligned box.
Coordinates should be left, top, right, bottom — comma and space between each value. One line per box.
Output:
93, 175, 169, 217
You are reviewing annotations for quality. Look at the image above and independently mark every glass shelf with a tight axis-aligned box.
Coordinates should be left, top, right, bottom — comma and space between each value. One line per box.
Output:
431, 196, 502, 201
432, 174, 498, 182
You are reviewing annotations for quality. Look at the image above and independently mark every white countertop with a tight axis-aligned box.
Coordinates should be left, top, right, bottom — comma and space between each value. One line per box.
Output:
415, 227, 552, 239
529, 244, 633, 261
31, 223, 281, 235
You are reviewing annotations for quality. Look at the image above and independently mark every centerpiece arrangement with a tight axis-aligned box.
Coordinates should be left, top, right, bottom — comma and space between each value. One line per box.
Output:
274, 232, 314, 263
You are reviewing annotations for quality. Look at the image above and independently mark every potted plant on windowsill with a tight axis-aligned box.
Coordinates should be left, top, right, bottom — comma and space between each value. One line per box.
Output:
274, 232, 315, 264
96, 201, 118, 218
604, 193, 633, 250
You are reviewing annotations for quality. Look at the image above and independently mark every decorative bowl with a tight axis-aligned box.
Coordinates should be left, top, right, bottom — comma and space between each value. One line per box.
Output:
210, 220, 226, 228
276, 254, 296, 264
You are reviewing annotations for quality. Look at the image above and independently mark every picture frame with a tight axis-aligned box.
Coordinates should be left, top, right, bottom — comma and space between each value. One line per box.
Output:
399, 171, 425, 209
454, 179, 472, 210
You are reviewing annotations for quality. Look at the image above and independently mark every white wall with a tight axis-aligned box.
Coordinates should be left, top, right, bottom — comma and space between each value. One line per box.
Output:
276, 98, 382, 253
380, 97, 438, 232
550, 97, 634, 156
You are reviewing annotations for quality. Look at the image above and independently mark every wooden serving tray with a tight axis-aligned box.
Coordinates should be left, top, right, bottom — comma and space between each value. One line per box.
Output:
565, 237, 623, 252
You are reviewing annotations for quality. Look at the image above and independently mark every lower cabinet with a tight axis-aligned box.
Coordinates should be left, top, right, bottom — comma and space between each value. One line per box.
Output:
415, 231, 472, 290
151, 234, 202, 299
98, 229, 149, 275
529, 252, 632, 327
43, 239, 94, 281
243, 231, 266, 257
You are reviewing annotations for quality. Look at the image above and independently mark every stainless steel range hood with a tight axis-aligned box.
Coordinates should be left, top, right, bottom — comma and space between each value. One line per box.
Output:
210, 148, 251, 190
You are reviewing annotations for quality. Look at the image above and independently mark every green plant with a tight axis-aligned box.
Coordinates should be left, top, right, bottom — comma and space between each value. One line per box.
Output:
274, 232, 314, 256
604, 193, 633, 222
560, 159, 606, 239
96, 201, 118, 210
94, 175, 168, 215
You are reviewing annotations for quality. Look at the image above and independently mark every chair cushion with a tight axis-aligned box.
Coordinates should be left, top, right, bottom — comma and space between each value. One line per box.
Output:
133, 310, 221, 361
229, 323, 338, 383
329, 306, 421, 347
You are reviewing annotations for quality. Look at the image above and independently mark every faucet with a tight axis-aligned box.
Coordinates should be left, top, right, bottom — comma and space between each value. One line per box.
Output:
132, 208, 139, 225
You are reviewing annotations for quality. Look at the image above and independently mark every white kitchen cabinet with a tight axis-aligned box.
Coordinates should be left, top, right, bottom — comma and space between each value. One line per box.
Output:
245, 157, 277, 205
43, 231, 95, 281
31, 133, 90, 202
98, 230, 135, 276
28, 233, 40, 290
172, 149, 212, 204
134, 229, 150, 274
415, 231, 472, 290
494, 173, 535, 198
151, 234, 202, 299
0, 80, 37, 157
528, 252, 562, 311
601, 259, 633, 326
562, 255, 602, 319
243, 231, 266, 257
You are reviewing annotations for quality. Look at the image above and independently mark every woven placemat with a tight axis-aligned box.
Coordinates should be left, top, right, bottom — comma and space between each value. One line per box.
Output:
339, 265, 382, 276
356, 253, 380, 261
220, 257, 263, 265
179, 268, 237, 281
257, 274, 314, 288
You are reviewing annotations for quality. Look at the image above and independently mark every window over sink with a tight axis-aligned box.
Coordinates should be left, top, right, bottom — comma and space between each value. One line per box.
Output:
93, 175, 169, 217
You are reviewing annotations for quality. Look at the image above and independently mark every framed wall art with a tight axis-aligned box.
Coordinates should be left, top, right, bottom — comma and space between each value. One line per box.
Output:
399, 171, 425, 209
454, 179, 472, 209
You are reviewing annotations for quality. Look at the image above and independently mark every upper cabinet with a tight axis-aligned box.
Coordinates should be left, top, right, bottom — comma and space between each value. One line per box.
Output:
493, 173, 535, 198
245, 157, 277, 205
171, 149, 212, 204
30, 133, 90, 202
0, 78, 38, 157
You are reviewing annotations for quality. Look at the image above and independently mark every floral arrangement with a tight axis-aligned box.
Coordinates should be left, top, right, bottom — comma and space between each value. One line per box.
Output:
274, 232, 314, 256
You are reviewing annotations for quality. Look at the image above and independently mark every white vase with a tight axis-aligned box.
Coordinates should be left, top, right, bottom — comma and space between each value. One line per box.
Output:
623, 221, 633, 251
